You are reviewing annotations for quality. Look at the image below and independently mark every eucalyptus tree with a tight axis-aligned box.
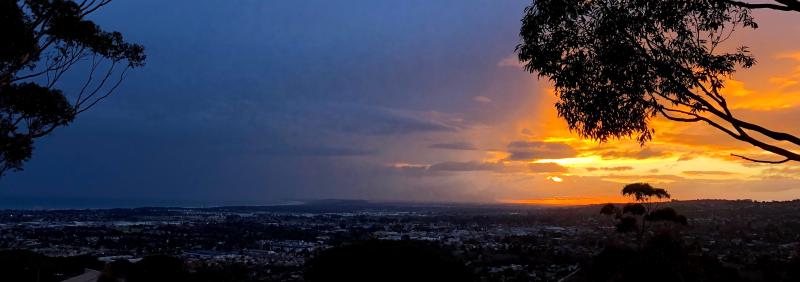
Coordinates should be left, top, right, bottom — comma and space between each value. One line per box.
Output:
600, 183, 686, 240
1, 0, 144, 175
518, 0, 800, 163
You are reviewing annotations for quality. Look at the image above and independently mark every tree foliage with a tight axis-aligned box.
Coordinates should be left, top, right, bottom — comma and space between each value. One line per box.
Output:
600, 203, 618, 215
615, 216, 638, 233
645, 207, 689, 225
622, 203, 646, 216
600, 183, 686, 237
0, 0, 144, 176
518, 0, 800, 163
622, 183, 670, 202
587, 233, 743, 282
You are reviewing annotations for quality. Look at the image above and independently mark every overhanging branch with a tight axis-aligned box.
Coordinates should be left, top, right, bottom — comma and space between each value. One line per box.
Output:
724, 0, 800, 12
730, 154, 791, 163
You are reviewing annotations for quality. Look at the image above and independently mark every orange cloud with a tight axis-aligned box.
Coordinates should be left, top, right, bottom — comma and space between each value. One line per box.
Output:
585, 166, 634, 172
721, 53, 800, 110
682, 171, 738, 176
528, 162, 569, 173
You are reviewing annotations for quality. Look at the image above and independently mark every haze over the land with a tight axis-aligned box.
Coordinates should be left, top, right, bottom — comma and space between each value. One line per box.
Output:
3, 0, 800, 207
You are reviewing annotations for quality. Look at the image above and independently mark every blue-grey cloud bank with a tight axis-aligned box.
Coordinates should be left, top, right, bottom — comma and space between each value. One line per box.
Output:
1, 0, 536, 207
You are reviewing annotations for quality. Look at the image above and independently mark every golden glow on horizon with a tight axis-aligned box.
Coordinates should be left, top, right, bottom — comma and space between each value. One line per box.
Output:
533, 157, 599, 166
384, 42, 800, 203
498, 50, 800, 201
501, 196, 628, 206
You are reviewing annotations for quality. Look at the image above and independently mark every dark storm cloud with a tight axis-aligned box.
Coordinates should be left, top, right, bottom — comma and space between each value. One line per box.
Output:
428, 142, 478, 150
505, 141, 577, 161
420, 161, 566, 173
249, 146, 375, 157
305, 104, 459, 136
1, 0, 532, 206
428, 161, 502, 172
231, 101, 460, 137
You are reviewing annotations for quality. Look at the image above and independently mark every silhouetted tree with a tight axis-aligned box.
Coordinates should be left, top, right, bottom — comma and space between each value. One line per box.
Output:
615, 216, 638, 233
726, 0, 800, 12
0, 249, 103, 282
99, 256, 188, 282
600, 183, 686, 240
622, 203, 646, 216
586, 232, 744, 282
623, 183, 669, 220
98, 259, 133, 282
622, 183, 670, 203
1, 0, 145, 176
129, 255, 185, 282
518, 0, 800, 163
600, 203, 618, 216
645, 207, 680, 222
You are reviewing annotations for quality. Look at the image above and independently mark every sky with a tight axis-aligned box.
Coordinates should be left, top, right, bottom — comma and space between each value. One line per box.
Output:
3, 0, 800, 207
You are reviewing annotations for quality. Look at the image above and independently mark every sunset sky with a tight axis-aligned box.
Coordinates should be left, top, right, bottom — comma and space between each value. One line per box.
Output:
3, 0, 800, 207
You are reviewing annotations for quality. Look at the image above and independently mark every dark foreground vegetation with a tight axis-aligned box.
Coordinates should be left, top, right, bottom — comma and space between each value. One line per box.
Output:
3, 234, 800, 282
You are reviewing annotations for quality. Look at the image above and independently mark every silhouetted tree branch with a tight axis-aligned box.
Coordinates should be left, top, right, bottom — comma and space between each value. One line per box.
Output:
0, 0, 145, 176
601, 183, 687, 244
518, 0, 800, 164
725, 0, 800, 12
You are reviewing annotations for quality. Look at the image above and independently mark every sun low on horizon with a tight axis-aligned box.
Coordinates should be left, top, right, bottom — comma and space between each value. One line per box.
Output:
9, 1, 800, 281
381, 8, 800, 206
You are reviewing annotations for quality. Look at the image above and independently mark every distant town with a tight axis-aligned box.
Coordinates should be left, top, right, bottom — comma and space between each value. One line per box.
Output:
1, 199, 799, 281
